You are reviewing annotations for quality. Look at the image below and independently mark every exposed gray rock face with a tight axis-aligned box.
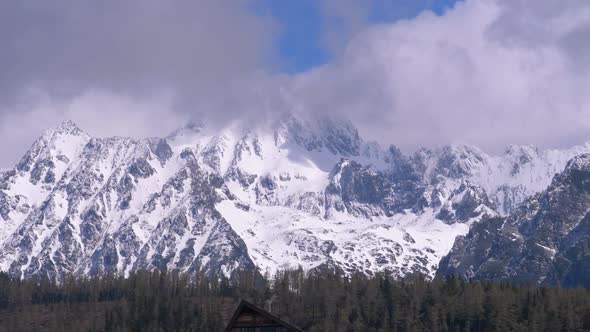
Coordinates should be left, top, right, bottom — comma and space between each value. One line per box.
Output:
1, 117, 590, 283
438, 154, 590, 287
324, 159, 425, 218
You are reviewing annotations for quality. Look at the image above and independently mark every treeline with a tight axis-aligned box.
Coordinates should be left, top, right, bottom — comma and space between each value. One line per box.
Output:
0, 269, 589, 331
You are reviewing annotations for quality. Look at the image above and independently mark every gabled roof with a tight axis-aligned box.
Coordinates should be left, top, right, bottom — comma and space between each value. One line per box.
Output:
224, 299, 303, 332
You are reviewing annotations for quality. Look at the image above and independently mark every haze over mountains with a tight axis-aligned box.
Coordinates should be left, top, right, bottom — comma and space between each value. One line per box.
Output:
1, 116, 590, 286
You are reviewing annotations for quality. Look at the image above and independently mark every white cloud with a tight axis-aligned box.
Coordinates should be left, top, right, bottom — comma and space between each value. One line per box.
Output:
2, 0, 590, 167
0, 0, 277, 166
291, 0, 590, 153
0, 90, 182, 167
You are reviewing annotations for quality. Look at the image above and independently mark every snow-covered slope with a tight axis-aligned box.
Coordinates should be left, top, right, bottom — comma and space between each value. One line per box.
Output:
0, 117, 587, 281
413, 144, 590, 215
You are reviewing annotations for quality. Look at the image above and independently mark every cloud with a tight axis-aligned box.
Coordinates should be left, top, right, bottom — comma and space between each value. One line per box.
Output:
0, 90, 184, 168
0, 1, 275, 97
318, 0, 372, 56
291, 0, 590, 153
0, 0, 277, 166
2, 0, 590, 168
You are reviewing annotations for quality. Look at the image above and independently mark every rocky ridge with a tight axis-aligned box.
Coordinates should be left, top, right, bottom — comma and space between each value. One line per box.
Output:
1, 117, 589, 282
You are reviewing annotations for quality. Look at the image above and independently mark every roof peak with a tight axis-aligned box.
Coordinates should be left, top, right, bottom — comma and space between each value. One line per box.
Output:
225, 299, 303, 332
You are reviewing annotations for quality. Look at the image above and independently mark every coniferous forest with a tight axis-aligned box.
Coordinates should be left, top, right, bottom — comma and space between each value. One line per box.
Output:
0, 269, 589, 331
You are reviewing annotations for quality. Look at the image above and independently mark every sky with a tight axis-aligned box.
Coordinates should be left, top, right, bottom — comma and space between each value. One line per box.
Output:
254, 0, 461, 72
1, 0, 590, 167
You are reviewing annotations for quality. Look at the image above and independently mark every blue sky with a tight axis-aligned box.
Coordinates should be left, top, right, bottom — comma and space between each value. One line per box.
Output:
254, 0, 462, 73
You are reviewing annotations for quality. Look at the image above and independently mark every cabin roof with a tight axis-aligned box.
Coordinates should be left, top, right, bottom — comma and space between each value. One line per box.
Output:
224, 299, 303, 332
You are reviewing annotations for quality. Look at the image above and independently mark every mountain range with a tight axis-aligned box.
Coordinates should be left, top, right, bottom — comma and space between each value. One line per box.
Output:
2, 117, 590, 286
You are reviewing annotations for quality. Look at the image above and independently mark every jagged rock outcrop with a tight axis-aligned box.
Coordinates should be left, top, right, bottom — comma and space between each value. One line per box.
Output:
438, 154, 590, 287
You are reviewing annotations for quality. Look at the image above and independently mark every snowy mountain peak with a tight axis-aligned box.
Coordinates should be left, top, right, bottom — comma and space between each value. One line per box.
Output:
166, 120, 204, 144
504, 144, 539, 157
413, 144, 489, 183
38, 120, 90, 146
564, 153, 590, 172
2, 118, 590, 283
12, 120, 90, 183
53, 120, 85, 136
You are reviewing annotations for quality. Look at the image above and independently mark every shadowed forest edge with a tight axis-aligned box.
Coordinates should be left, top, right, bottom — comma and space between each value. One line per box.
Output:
0, 269, 589, 331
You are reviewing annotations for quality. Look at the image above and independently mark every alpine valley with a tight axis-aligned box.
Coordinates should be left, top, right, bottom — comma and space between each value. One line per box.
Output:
2, 117, 590, 286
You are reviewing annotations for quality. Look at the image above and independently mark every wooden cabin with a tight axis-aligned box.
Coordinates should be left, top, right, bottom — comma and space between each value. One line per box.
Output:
224, 300, 303, 332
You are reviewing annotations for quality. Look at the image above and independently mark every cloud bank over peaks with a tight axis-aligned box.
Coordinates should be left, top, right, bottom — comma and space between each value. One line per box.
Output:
2, 0, 590, 167
291, 0, 590, 153
0, 0, 278, 166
